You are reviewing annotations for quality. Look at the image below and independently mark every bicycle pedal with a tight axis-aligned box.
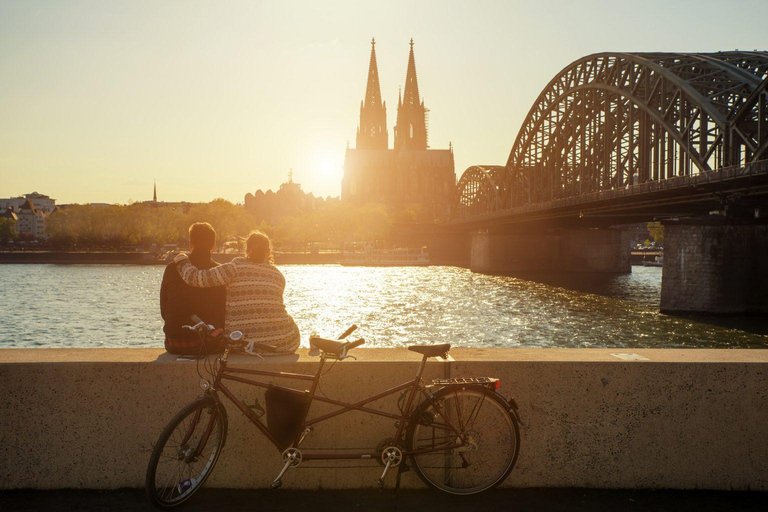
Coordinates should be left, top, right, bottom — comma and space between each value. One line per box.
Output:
270, 480, 282, 490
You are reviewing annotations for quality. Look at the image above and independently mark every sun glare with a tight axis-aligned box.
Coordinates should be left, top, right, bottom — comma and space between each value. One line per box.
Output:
314, 156, 341, 182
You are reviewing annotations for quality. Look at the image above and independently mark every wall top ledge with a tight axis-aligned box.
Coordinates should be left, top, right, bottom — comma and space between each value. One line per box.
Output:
1, 347, 768, 365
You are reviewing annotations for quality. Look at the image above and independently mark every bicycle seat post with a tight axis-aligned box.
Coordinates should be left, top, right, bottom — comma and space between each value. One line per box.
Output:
308, 353, 326, 399
415, 355, 428, 381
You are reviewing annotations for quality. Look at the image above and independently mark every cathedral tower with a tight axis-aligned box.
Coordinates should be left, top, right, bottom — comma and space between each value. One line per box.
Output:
394, 39, 427, 151
356, 38, 388, 150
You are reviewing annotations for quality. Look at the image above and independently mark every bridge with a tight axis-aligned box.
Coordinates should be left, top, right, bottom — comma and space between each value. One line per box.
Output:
445, 52, 768, 314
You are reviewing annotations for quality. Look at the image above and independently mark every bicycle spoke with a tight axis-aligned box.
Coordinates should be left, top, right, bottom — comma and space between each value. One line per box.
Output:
465, 393, 486, 431
148, 401, 225, 507
410, 389, 518, 495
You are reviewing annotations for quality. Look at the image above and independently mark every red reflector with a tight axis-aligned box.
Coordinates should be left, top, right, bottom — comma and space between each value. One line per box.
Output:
495, 380, 500, 389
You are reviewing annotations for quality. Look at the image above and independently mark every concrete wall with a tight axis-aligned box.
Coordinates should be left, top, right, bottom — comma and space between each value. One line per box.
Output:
661, 221, 768, 314
2, 348, 768, 491
470, 229, 630, 274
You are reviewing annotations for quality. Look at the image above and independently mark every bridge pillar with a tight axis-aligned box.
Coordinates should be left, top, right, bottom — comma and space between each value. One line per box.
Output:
661, 220, 768, 315
470, 229, 631, 274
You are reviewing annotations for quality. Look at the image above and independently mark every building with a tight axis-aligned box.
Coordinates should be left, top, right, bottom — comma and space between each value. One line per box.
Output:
342, 39, 455, 219
0, 192, 56, 215
0, 192, 56, 240
16, 199, 48, 239
244, 171, 335, 225
1, 207, 18, 223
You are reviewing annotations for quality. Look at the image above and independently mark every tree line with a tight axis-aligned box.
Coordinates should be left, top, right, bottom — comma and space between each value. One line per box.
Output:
42, 199, 393, 250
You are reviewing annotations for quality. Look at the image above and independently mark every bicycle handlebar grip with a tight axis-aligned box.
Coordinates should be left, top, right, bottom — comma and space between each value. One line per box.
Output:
346, 338, 365, 349
339, 325, 358, 339
190, 314, 203, 324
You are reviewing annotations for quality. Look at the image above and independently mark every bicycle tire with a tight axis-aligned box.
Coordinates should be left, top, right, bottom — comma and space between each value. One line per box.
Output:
406, 386, 520, 495
145, 395, 228, 509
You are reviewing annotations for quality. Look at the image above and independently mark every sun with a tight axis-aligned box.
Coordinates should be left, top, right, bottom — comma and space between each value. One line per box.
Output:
314, 156, 340, 181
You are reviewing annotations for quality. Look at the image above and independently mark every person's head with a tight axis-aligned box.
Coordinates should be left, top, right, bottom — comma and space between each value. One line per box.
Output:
245, 230, 273, 264
188, 222, 216, 252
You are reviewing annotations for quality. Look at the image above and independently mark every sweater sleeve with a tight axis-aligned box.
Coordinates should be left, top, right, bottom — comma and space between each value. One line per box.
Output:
175, 254, 237, 288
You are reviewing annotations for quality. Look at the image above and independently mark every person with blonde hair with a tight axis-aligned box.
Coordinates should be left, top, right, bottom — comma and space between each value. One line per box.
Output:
173, 231, 300, 353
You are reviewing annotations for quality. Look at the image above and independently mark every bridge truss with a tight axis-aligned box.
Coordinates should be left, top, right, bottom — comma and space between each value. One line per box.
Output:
454, 52, 768, 221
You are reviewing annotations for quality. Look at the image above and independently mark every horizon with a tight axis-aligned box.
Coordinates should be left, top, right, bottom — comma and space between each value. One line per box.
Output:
1, 0, 767, 204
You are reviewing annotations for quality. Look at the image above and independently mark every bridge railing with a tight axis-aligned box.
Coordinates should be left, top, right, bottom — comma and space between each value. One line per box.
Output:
451, 159, 768, 223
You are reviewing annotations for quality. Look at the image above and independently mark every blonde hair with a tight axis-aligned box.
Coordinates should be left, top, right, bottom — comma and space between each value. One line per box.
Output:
245, 231, 274, 264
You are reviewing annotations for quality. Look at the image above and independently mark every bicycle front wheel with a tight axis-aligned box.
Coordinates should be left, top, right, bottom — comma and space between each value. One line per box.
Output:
407, 386, 520, 495
146, 395, 227, 509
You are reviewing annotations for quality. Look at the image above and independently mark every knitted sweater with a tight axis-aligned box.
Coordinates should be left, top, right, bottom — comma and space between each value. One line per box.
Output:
174, 254, 300, 353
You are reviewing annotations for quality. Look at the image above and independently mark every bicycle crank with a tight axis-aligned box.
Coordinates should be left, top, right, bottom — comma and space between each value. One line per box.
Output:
271, 448, 302, 489
377, 446, 403, 491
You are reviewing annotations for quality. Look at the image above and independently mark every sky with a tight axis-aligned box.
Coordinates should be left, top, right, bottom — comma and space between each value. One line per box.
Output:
1, 0, 767, 205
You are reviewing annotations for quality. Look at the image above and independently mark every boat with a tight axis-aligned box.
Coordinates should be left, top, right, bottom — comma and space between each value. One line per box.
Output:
642, 255, 663, 267
340, 247, 430, 267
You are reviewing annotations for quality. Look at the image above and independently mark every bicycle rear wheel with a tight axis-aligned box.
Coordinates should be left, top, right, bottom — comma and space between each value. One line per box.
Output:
407, 386, 520, 495
146, 395, 227, 509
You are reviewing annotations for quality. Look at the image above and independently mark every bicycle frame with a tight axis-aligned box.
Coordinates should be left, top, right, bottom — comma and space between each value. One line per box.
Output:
200, 349, 467, 461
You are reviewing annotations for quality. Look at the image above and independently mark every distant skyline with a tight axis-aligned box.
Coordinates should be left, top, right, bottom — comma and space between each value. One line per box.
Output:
1, 0, 767, 204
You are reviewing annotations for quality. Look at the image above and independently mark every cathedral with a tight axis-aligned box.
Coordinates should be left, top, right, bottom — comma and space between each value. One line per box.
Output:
341, 39, 456, 219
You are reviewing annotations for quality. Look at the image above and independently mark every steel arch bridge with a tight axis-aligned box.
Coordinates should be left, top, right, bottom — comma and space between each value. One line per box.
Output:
452, 51, 768, 223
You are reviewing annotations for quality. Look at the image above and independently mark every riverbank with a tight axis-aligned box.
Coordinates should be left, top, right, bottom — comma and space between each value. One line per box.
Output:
0, 251, 340, 265
0, 250, 665, 267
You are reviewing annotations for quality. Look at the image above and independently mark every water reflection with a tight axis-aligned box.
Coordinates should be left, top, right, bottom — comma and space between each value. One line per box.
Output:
0, 264, 765, 349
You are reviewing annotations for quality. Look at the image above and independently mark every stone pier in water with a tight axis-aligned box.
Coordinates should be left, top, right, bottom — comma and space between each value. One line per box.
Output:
661, 219, 768, 315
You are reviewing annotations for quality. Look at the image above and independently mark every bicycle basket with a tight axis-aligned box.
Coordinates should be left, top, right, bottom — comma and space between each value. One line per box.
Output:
265, 388, 311, 447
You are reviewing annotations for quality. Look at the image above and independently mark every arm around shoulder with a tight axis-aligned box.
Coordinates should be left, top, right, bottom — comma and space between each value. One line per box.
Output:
176, 255, 237, 288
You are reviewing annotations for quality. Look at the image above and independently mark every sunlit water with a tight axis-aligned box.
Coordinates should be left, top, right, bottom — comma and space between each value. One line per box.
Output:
0, 264, 766, 349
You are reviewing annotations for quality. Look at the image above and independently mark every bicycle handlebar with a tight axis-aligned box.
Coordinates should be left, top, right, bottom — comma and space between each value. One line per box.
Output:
346, 338, 365, 350
339, 325, 358, 340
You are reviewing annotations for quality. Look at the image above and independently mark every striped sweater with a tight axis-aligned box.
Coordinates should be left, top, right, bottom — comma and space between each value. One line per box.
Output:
174, 254, 300, 353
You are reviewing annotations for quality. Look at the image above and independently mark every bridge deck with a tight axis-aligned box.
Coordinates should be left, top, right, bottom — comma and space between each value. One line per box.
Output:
450, 160, 768, 228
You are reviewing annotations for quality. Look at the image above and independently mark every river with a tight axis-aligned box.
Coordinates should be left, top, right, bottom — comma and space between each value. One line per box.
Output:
0, 264, 766, 349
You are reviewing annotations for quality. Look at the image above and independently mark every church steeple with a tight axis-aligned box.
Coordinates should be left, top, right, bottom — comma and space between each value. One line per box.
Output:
395, 38, 427, 151
356, 37, 388, 150
153, 180, 157, 203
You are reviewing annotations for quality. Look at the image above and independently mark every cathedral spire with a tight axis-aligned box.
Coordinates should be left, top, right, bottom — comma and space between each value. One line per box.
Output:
364, 38, 382, 111
153, 180, 157, 202
395, 38, 427, 151
356, 37, 388, 150
402, 38, 420, 109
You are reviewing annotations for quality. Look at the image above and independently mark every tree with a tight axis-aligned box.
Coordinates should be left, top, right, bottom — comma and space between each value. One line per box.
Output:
0, 218, 17, 244
647, 222, 664, 245
40, 198, 399, 251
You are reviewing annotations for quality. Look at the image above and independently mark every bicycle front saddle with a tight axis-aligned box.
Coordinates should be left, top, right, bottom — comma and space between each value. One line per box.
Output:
310, 336, 364, 356
408, 344, 451, 358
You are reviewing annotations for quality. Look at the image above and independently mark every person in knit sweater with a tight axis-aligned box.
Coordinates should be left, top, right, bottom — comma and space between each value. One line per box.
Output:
173, 231, 300, 353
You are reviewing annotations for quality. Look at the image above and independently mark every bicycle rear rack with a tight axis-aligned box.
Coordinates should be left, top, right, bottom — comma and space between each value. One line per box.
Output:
429, 377, 500, 390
